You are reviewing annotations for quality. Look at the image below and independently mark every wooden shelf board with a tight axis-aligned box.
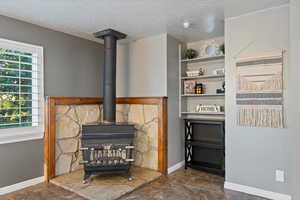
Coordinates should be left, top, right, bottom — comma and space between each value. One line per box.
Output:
186, 140, 224, 149
187, 163, 225, 176
181, 74, 224, 80
181, 55, 224, 63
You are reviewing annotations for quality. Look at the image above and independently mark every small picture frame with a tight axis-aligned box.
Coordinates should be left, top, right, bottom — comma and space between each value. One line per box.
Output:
184, 80, 196, 94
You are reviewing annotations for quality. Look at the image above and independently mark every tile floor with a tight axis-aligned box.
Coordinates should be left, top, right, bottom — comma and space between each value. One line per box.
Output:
0, 168, 267, 200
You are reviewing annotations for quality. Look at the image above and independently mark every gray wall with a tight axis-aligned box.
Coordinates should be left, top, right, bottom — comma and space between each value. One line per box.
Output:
117, 34, 184, 168
116, 34, 167, 97
225, 6, 292, 195
0, 15, 104, 97
116, 44, 130, 97
0, 140, 43, 187
167, 35, 184, 167
290, 1, 300, 199
0, 15, 104, 187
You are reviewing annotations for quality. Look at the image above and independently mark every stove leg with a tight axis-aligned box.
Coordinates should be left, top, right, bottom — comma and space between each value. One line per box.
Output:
82, 172, 91, 184
127, 169, 133, 181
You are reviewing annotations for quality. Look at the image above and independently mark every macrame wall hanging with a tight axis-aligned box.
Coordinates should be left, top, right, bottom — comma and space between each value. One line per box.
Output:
236, 52, 284, 128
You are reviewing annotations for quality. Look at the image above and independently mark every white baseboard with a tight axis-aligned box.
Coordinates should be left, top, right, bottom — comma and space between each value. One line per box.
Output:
224, 181, 292, 200
0, 176, 44, 195
168, 160, 185, 174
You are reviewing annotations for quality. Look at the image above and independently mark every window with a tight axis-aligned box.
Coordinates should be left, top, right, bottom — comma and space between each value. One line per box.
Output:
0, 38, 43, 142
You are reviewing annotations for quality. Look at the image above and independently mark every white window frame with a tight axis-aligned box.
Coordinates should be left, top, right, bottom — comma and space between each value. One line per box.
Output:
0, 38, 44, 144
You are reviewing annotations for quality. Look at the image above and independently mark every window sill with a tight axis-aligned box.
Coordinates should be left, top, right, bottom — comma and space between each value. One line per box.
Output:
0, 132, 44, 145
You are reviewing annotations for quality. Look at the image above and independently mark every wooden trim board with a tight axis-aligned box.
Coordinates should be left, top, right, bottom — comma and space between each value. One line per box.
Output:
44, 96, 168, 181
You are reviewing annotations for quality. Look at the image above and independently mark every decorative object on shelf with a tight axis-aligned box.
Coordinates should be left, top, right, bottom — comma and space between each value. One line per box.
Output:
205, 45, 216, 56
199, 68, 204, 75
184, 80, 196, 94
216, 81, 225, 94
219, 43, 225, 55
195, 82, 204, 94
184, 48, 198, 59
236, 52, 284, 128
186, 70, 199, 77
200, 40, 222, 57
186, 68, 204, 77
195, 104, 222, 113
213, 68, 225, 76
178, 37, 225, 120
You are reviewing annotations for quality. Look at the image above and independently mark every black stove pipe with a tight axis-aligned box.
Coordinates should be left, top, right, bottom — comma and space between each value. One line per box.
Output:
103, 35, 116, 122
94, 29, 126, 123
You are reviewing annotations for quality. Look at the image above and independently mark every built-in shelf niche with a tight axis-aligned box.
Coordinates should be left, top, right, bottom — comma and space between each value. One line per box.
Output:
179, 37, 225, 120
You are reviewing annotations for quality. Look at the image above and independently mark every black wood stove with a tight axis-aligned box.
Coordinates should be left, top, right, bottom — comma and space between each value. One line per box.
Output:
79, 29, 136, 183
80, 123, 135, 183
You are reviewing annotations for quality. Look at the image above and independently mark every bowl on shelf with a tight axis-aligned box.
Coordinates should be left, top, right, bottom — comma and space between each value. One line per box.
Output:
186, 68, 204, 77
213, 68, 225, 76
186, 70, 200, 77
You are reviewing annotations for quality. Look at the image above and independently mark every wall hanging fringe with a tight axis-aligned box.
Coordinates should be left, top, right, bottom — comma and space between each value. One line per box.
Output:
236, 52, 284, 128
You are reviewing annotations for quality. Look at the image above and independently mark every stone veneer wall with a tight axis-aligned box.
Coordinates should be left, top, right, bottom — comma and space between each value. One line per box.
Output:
55, 104, 159, 176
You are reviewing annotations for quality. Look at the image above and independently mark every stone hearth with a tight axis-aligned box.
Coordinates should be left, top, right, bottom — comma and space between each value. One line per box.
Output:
51, 167, 161, 200
55, 104, 159, 176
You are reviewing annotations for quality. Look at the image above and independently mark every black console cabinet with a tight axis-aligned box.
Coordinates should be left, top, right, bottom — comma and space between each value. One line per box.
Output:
184, 119, 225, 176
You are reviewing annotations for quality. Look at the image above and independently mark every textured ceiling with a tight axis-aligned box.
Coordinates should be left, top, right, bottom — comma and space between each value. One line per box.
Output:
0, 0, 224, 43
225, 0, 289, 18
0, 0, 289, 43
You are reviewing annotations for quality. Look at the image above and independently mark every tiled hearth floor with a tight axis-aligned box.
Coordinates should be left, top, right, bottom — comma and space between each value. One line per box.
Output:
50, 167, 161, 200
1, 168, 267, 200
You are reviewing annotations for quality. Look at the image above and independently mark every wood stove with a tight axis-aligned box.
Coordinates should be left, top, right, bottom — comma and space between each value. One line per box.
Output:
80, 123, 135, 183
80, 29, 136, 183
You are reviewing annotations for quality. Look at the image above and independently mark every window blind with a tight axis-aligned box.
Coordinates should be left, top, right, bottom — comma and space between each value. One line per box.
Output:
0, 47, 41, 129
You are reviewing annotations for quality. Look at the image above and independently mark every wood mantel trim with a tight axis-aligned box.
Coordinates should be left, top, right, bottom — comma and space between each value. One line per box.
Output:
47, 96, 166, 105
44, 97, 56, 181
158, 97, 168, 174
44, 96, 168, 181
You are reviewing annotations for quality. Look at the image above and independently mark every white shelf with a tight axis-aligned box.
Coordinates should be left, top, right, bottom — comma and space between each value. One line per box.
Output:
181, 112, 225, 115
178, 42, 225, 120
181, 74, 224, 80
181, 55, 224, 63
182, 116, 225, 121
181, 93, 225, 97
